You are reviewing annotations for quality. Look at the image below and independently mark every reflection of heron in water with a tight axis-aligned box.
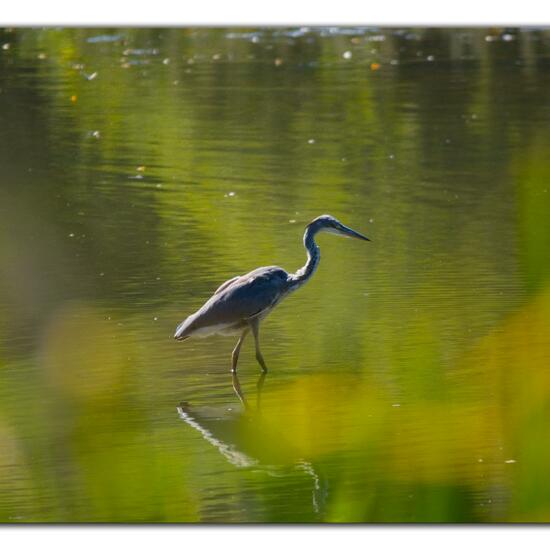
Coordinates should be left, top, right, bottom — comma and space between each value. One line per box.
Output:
174, 215, 369, 372
177, 373, 328, 515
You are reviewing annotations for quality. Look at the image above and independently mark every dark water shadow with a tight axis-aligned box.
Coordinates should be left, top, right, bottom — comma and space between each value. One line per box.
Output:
177, 372, 328, 515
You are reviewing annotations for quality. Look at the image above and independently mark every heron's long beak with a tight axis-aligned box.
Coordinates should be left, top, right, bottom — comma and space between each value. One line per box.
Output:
339, 224, 370, 241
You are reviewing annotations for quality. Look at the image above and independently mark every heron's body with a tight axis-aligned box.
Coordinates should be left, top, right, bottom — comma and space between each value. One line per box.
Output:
175, 266, 290, 338
175, 214, 369, 372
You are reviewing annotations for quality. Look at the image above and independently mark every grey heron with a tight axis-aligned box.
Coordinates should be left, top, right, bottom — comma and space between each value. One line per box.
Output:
174, 214, 370, 372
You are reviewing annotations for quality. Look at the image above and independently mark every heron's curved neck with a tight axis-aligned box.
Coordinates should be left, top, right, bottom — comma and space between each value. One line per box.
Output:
289, 225, 321, 289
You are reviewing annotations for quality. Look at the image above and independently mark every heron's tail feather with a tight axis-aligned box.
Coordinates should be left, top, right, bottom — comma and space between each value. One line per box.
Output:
174, 316, 195, 340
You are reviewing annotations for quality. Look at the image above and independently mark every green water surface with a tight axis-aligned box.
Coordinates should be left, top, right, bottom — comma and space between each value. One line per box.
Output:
1, 27, 550, 522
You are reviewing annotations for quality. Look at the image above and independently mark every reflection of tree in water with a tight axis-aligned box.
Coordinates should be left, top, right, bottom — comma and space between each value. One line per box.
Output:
177, 373, 328, 516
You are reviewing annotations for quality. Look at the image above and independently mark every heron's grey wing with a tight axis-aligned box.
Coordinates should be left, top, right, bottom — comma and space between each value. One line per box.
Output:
214, 275, 241, 295
187, 267, 289, 331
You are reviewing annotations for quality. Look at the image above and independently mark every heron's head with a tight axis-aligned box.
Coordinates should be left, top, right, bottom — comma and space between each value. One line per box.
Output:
308, 214, 370, 241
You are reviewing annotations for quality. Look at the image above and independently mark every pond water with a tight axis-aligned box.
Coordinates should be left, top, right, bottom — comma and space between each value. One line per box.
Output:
1, 27, 550, 522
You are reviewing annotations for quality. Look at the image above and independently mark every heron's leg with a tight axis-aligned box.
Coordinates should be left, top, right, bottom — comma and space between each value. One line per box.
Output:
231, 328, 249, 373
249, 318, 268, 373
231, 372, 248, 410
